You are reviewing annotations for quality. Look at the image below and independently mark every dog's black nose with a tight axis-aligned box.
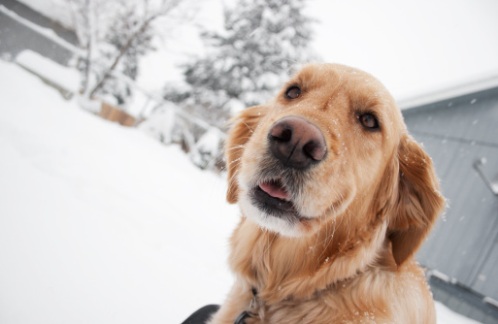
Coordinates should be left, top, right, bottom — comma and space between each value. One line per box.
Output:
268, 116, 327, 169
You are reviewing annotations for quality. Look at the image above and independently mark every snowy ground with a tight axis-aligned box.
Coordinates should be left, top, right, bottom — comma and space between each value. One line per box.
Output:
0, 60, 482, 323
0, 60, 238, 323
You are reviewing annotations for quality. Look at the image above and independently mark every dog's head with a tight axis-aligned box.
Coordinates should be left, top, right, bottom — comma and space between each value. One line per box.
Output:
226, 63, 444, 266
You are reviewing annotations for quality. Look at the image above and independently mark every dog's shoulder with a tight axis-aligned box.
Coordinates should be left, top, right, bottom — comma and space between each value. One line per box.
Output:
329, 260, 436, 323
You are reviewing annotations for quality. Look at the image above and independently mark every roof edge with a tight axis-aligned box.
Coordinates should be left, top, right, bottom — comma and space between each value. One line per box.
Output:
397, 73, 498, 110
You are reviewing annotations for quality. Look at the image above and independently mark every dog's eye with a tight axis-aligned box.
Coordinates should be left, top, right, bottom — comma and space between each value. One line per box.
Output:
285, 86, 301, 99
358, 113, 380, 130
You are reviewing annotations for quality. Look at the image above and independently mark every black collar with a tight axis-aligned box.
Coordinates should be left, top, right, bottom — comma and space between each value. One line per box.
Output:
233, 287, 258, 324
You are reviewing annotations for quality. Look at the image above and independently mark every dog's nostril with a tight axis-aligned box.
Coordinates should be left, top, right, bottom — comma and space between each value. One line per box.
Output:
268, 116, 327, 169
270, 126, 293, 143
303, 140, 326, 161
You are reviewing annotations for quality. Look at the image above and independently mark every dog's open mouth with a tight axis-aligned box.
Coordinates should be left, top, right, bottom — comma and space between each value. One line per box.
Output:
252, 179, 298, 217
259, 179, 291, 201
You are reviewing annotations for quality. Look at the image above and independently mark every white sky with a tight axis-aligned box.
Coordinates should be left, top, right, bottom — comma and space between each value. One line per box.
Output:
307, 0, 498, 100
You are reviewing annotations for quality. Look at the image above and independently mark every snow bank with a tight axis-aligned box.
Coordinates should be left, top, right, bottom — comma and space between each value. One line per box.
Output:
15, 50, 80, 94
0, 60, 481, 323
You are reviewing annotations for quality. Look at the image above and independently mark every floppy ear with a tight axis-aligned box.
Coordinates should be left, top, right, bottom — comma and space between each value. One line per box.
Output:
225, 106, 266, 204
388, 135, 445, 266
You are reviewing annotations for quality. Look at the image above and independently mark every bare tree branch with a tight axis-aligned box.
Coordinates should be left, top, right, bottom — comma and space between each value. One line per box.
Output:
87, 0, 182, 98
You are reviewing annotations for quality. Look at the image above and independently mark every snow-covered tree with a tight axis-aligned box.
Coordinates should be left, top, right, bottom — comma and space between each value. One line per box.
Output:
164, 0, 316, 129
68, 0, 183, 106
158, 0, 315, 170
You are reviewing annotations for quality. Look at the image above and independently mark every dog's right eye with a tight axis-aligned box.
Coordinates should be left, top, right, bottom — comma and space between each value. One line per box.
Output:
285, 86, 301, 99
358, 112, 380, 131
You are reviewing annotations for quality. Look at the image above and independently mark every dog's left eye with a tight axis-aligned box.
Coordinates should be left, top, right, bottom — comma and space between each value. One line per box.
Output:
285, 86, 301, 99
358, 113, 380, 130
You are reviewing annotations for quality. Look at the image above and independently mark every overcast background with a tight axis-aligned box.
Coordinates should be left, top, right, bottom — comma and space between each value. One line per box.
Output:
138, 0, 498, 102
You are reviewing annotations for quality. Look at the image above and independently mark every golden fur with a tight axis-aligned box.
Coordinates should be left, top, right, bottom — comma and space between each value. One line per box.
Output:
209, 64, 445, 323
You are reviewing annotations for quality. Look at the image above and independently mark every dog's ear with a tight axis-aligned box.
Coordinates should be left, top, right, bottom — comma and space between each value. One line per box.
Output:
388, 135, 445, 266
225, 106, 266, 204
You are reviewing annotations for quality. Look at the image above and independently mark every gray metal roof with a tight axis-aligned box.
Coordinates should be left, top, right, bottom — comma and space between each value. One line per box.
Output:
403, 86, 498, 301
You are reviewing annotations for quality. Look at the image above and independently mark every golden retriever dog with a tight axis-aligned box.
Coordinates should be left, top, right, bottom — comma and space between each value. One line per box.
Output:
209, 63, 445, 324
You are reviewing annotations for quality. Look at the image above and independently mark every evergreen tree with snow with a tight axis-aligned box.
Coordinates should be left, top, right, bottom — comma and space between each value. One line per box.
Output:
165, 0, 316, 129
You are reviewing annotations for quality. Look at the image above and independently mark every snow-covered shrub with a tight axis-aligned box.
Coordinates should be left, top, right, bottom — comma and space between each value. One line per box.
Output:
139, 103, 227, 171
139, 103, 185, 145
190, 127, 225, 170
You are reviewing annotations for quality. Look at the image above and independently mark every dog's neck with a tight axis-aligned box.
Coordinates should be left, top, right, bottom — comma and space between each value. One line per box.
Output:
229, 202, 390, 304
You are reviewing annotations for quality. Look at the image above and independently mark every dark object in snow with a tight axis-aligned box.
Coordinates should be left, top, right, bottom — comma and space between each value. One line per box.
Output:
181, 304, 220, 324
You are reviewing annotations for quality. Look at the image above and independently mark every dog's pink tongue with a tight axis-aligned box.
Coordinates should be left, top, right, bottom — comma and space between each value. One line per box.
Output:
259, 181, 290, 201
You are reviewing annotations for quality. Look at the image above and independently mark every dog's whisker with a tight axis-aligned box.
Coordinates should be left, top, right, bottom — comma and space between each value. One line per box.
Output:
226, 157, 241, 167
226, 168, 240, 185
224, 143, 251, 155
240, 121, 256, 133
